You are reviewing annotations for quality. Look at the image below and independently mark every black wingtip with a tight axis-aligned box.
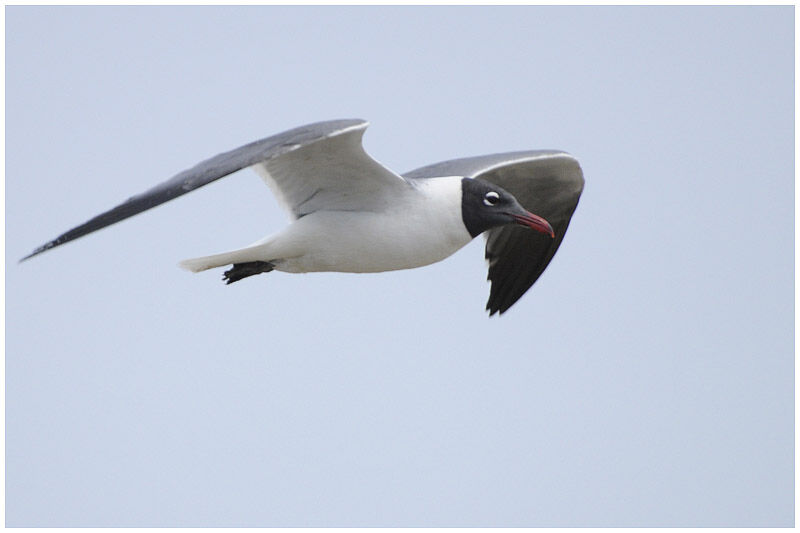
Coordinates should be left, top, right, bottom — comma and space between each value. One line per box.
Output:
19, 244, 52, 263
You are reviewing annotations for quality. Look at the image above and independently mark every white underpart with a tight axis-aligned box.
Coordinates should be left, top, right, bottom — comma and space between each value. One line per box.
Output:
179, 176, 472, 274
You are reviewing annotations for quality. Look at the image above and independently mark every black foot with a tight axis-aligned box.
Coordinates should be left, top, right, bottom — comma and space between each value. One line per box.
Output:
223, 261, 275, 285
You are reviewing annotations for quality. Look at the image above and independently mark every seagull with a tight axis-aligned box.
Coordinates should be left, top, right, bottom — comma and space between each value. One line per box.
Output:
22, 119, 584, 315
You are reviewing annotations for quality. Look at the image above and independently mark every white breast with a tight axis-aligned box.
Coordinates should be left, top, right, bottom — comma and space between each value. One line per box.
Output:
267, 176, 473, 273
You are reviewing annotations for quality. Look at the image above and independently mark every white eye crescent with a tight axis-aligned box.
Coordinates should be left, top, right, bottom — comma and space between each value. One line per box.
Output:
483, 191, 500, 206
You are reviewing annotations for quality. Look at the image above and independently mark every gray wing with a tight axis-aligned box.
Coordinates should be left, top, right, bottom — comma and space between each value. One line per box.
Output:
253, 121, 408, 220
22, 118, 409, 261
405, 151, 584, 315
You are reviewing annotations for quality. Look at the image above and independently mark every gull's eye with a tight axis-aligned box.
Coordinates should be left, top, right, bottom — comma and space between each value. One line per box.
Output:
483, 191, 500, 206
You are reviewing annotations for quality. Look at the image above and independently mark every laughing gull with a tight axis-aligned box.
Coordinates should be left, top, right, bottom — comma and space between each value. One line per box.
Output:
22, 119, 584, 315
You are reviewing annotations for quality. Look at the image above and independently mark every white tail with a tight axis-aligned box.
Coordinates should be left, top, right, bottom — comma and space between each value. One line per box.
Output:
179, 243, 272, 273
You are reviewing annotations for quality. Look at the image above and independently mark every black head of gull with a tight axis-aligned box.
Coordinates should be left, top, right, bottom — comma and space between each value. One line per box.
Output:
21, 119, 583, 316
460, 177, 554, 239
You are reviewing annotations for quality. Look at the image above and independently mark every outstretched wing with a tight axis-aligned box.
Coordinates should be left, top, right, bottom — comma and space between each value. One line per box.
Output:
22, 118, 409, 261
405, 151, 584, 315
252, 121, 408, 220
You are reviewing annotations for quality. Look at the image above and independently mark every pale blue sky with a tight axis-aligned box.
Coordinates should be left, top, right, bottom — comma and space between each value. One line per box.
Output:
6, 6, 794, 527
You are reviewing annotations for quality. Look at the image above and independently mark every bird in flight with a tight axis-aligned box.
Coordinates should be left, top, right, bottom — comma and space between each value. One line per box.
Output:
22, 119, 584, 315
